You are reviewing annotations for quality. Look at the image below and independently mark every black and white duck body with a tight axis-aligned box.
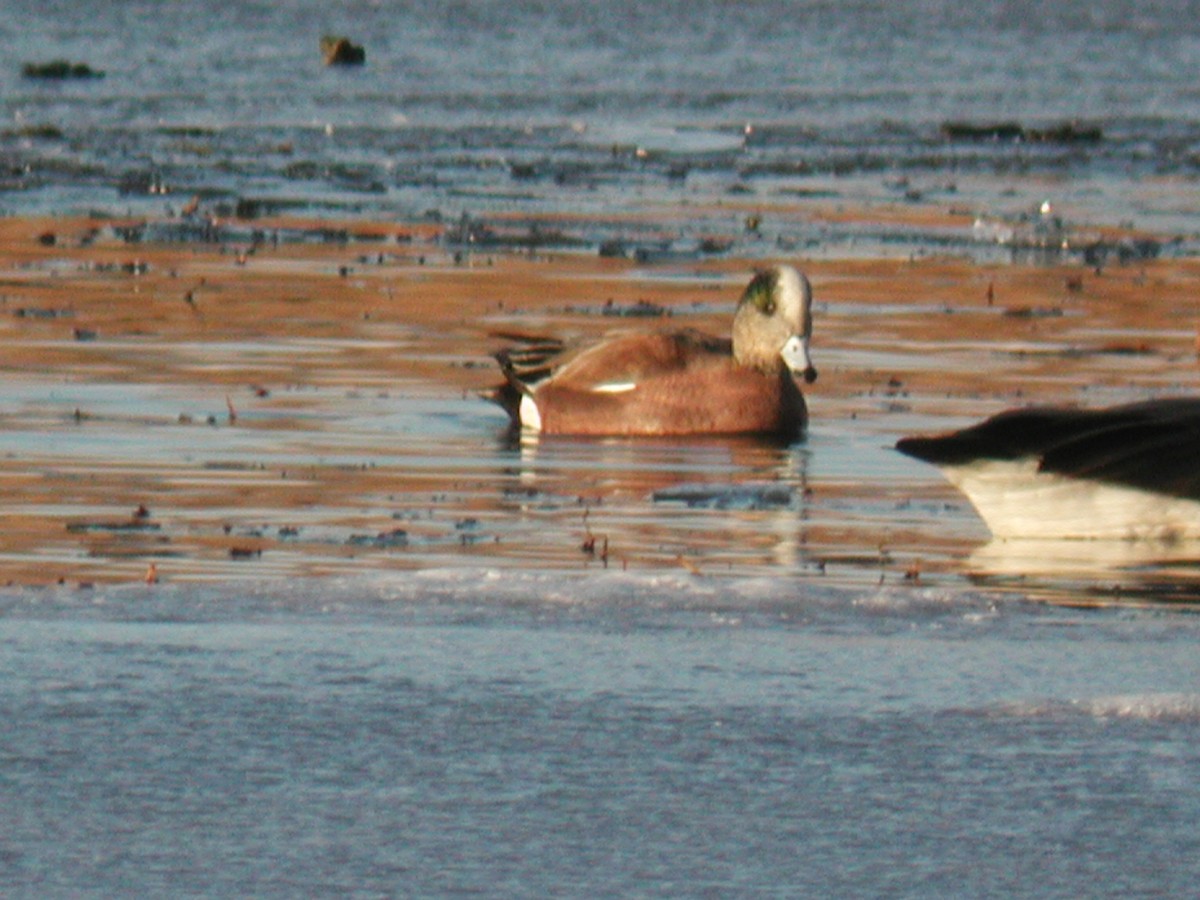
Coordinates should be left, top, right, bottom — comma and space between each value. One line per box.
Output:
896, 398, 1200, 541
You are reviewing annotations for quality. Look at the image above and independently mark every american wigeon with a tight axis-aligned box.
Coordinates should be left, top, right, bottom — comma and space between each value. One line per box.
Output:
896, 398, 1200, 540
490, 265, 818, 438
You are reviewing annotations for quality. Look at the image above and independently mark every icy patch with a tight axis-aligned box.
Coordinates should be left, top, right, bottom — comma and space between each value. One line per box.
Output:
851, 585, 999, 617
989, 693, 1200, 723
0, 567, 1006, 631
1079, 693, 1200, 722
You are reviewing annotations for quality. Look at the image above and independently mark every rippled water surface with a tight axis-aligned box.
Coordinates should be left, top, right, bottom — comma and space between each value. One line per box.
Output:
5, 0, 1200, 244
4, 575, 1200, 897
6, 1, 1200, 895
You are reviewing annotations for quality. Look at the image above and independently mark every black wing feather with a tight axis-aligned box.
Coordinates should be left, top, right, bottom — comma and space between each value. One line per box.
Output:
897, 399, 1200, 500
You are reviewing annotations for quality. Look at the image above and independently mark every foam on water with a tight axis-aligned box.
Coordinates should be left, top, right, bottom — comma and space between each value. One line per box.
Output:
0, 565, 997, 624
990, 694, 1200, 723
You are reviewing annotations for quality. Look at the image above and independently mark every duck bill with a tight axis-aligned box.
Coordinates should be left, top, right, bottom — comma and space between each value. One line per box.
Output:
780, 334, 818, 384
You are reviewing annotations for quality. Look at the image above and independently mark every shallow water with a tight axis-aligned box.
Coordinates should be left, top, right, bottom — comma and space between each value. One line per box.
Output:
5, 0, 1200, 253
0, 370, 956, 583
3, 573, 1200, 897
6, 262, 1200, 598
7, 316, 1200, 894
6, 1, 1200, 894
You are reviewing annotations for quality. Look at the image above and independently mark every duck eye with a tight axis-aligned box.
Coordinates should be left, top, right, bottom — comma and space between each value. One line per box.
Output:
763, 300, 776, 315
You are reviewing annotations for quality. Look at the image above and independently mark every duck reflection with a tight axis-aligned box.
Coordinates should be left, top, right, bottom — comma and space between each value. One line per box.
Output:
966, 537, 1200, 576
494, 431, 814, 570
963, 538, 1200, 604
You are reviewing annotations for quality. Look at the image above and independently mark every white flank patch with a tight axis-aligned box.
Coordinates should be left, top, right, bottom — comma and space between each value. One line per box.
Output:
592, 381, 637, 394
943, 458, 1200, 541
518, 394, 543, 432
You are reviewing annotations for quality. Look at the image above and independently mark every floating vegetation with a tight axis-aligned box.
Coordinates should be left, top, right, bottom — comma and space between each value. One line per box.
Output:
601, 299, 669, 318
14, 307, 74, 320
652, 483, 795, 511
1002, 306, 1064, 319
1081, 238, 1163, 267
941, 120, 1102, 143
346, 529, 409, 549
442, 213, 586, 251
66, 521, 162, 534
22, 60, 105, 80
13, 124, 65, 140
321, 35, 366, 66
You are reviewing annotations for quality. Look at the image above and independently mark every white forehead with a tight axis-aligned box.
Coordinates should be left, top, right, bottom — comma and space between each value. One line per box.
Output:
772, 266, 808, 316
775, 265, 802, 294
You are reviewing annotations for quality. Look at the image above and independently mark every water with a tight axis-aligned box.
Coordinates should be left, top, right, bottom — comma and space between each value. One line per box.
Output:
4, 0, 1200, 247
3, 574, 1200, 897
5, 1, 1200, 894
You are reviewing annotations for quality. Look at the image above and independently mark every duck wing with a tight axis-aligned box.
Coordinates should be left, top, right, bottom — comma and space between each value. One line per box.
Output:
497, 329, 727, 395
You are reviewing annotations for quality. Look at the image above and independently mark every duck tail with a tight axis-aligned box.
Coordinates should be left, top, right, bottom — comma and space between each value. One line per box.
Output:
490, 333, 566, 393
480, 377, 524, 423
484, 333, 566, 424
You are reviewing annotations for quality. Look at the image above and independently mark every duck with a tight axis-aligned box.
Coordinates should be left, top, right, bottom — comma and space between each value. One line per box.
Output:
896, 398, 1200, 540
489, 265, 817, 438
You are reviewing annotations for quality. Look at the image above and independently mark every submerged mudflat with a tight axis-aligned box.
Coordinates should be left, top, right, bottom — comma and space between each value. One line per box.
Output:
8, 5, 1200, 896
2, 208, 1199, 601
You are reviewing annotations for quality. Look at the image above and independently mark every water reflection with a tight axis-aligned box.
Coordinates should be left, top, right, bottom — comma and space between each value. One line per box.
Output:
965, 538, 1200, 605
504, 430, 805, 488
491, 431, 816, 571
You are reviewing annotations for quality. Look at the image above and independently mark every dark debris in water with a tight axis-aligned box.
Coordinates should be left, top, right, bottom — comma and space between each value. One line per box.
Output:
601, 299, 669, 318
22, 60, 105, 80
443, 213, 586, 251
652, 483, 795, 510
66, 520, 162, 534
1002, 306, 1064, 320
320, 35, 365, 67
112, 217, 354, 248
1082, 237, 1163, 267
14, 306, 74, 320
346, 528, 410, 549
554, 299, 672, 318
600, 238, 733, 261
941, 120, 1103, 144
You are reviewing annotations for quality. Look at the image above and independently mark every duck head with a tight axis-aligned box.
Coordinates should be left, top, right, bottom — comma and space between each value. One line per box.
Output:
732, 265, 817, 383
